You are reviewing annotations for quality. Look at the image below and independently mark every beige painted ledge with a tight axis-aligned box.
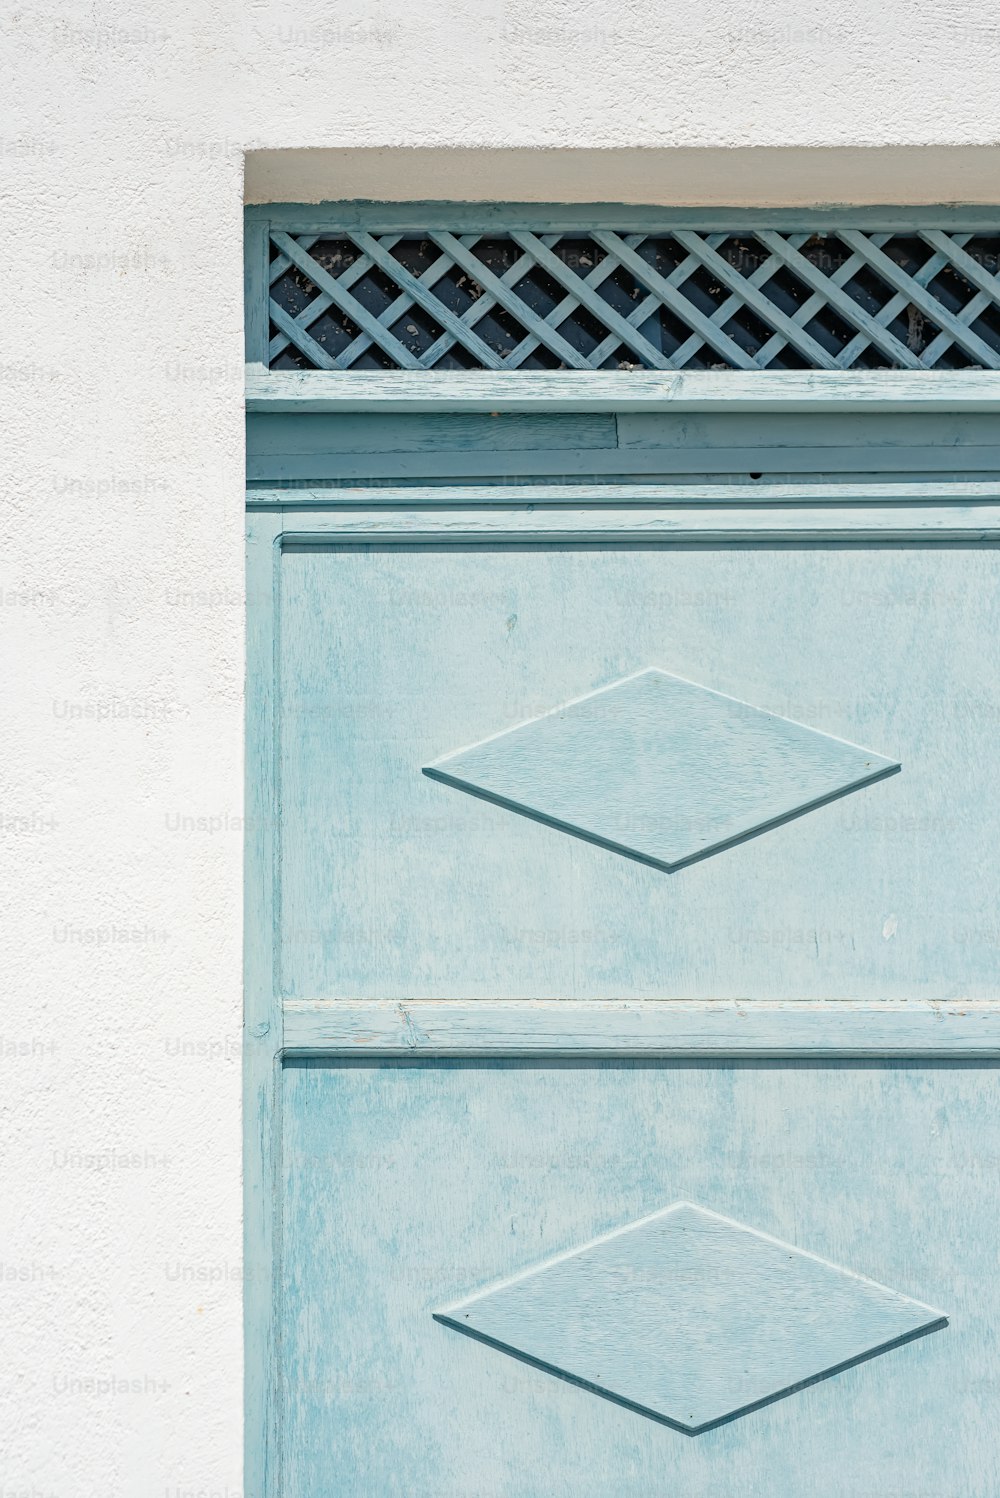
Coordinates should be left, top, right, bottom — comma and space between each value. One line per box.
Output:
245, 145, 1000, 208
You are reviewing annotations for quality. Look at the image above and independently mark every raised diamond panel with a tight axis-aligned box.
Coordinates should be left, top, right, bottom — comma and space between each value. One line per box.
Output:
424, 668, 900, 871
435, 1202, 947, 1433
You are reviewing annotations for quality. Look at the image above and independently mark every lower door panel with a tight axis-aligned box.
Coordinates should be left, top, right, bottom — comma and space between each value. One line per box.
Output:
279, 1056, 997, 1497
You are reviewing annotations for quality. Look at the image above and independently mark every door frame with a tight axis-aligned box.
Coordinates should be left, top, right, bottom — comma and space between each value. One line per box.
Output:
245, 223, 1000, 1491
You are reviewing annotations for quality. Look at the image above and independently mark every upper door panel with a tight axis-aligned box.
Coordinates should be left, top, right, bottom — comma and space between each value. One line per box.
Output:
277, 540, 999, 1002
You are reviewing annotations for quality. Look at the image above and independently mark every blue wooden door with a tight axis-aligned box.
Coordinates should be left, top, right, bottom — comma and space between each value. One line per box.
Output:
249, 420, 1000, 1496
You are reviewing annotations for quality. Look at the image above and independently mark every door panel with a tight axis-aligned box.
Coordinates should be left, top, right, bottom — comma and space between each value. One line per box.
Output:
278, 543, 999, 1001
253, 435, 1000, 1497
280, 1057, 996, 1498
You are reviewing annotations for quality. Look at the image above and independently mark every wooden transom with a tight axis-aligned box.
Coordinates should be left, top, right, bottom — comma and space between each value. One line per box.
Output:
264, 225, 1000, 373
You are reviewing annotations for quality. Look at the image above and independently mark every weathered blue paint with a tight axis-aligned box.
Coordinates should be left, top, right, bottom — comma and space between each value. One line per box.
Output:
424, 667, 899, 872
244, 248, 1000, 1494
279, 1058, 997, 1495
280, 998, 1000, 1057
244, 217, 271, 368
247, 202, 1000, 233
252, 499, 1000, 538
276, 541, 999, 1002
248, 206, 1000, 374
245, 367, 1000, 412
435, 1200, 946, 1433
244, 511, 283, 1498
246, 407, 1000, 487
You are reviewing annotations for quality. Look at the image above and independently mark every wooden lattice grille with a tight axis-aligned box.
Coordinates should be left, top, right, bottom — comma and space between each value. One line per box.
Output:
265, 226, 1000, 372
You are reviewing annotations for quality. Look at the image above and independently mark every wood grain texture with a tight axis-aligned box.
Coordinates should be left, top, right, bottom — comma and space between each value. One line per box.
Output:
281, 1000, 1000, 1056
246, 368, 1000, 413
243, 218, 271, 369
276, 543, 1000, 1004
246, 335, 1000, 1494
246, 478, 1000, 508
249, 452, 1000, 483
256, 500, 1000, 538
280, 1058, 998, 1495
247, 408, 1000, 478
244, 513, 283, 1498
246, 406, 1000, 485
248, 410, 617, 456
435, 1200, 945, 1432
425, 668, 900, 872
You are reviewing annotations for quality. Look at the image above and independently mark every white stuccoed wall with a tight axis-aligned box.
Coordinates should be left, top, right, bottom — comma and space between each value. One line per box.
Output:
1, 0, 997, 1493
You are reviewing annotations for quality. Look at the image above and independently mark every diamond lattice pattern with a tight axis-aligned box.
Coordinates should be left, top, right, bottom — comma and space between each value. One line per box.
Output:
267, 228, 1000, 371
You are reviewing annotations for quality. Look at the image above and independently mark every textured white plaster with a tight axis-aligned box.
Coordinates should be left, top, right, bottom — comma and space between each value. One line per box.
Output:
1, 0, 998, 1493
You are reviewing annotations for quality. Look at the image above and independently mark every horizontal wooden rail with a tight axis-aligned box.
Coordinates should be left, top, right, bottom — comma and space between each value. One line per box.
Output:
247, 369, 1000, 414
249, 501, 1000, 540
281, 999, 1000, 1057
249, 203, 1000, 233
